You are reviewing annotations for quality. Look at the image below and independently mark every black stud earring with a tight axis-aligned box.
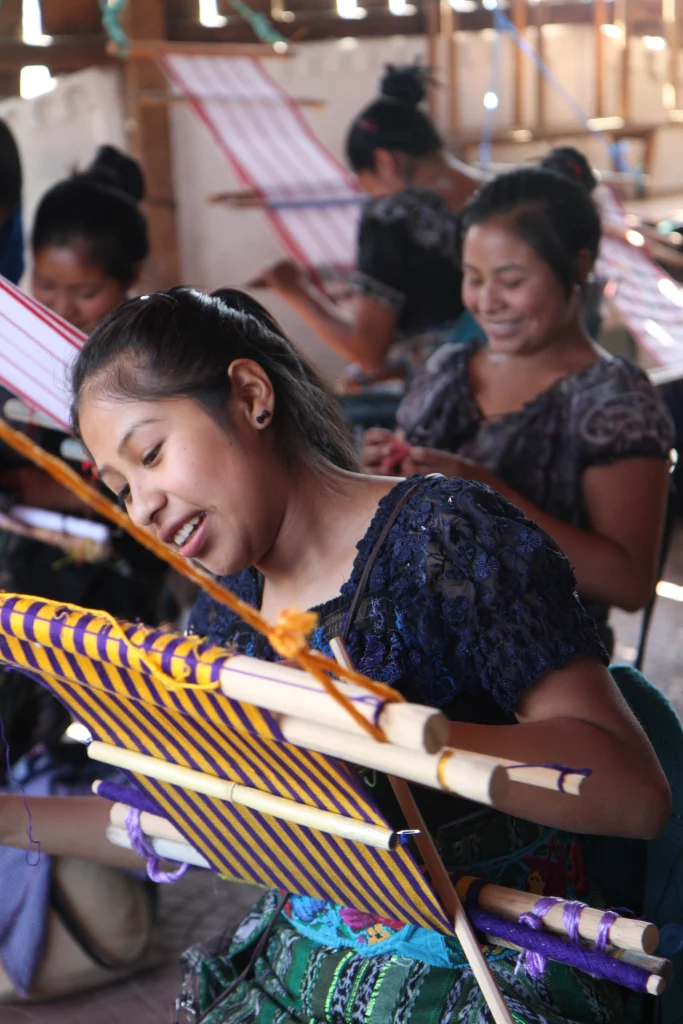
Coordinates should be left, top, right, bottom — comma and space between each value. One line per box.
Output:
256, 410, 271, 425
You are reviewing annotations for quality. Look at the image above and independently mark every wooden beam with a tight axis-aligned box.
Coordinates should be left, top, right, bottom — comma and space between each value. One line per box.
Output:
663, 0, 679, 110
0, 0, 21, 97
440, 0, 459, 137
615, 0, 630, 122
511, 0, 526, 126
532, 3, 546, 131
110, 38, 290, 59
133, 90, 324, 109
121, 0, 180, 293
594, 0, 606, 118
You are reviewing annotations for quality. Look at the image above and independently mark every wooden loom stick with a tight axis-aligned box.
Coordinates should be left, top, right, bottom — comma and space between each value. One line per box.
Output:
454, 877, 658, 955
87, 741, 397, 850
329, 637, 515, 1024
270, 717, 508, 807
106, 824, 211, 870
220, 655, 449, 753
459, 753, 588, 797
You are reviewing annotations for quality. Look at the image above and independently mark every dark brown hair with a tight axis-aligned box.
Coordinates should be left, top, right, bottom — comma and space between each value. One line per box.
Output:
71, 286, 359, 473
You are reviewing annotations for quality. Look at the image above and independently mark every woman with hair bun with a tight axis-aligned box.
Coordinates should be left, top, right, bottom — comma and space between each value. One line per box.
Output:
260, 65, 482, 384
363, 165, 674, 653
31, 145, 148, 334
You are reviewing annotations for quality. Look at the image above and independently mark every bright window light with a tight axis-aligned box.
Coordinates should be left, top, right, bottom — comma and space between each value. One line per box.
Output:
388, 0, 417, 13
483, 91, 499, 111
658, 277, 683, 307
20, 65, 56, 99
644, 318, 675, 347
643, 35, 667, 51
65, 722, 93, 744
625, 229, 645, 247
600, 24, 622, 39
22, 0, 52, 46
656, 580, 683, 602
199, 0, 228, 28
337, 0, 368, 18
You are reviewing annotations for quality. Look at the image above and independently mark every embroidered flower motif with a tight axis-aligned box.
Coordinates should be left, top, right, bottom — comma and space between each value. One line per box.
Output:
339, 908, 404, 932
367, 923, 392, 944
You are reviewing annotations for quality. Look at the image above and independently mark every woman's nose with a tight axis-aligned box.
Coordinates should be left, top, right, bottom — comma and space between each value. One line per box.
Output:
127, 487, 166, 530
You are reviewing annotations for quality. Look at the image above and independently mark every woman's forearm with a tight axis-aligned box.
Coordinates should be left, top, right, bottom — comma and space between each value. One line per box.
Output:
0, 794, 145, 869
449, 717, 670, 840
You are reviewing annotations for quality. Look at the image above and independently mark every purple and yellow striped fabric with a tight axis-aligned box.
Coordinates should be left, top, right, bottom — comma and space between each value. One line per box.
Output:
0, 595, 451, 933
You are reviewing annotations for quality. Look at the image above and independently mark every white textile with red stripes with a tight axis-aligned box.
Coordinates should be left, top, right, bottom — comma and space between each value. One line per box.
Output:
0, 277, 84, 430
595, 187, 683, 372
158, 54, 362, 286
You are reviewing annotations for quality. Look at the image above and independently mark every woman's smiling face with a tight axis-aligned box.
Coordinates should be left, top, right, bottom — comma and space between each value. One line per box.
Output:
78, 364, 285, 577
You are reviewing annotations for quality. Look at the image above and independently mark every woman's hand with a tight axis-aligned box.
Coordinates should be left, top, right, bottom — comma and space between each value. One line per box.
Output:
361, 428, 398, 474
254, 260, 309, 297
402, 446, 497, 486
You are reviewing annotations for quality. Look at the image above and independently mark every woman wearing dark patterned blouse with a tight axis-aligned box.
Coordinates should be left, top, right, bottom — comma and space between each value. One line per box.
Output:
363, 167, 674, 651
33, 284, 671, 1024
259, 65, 482, 383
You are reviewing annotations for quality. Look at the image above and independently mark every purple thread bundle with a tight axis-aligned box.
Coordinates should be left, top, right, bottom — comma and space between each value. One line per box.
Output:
96, 778, 164, 816
471, 907, 652, 994
124, 807, 189, 884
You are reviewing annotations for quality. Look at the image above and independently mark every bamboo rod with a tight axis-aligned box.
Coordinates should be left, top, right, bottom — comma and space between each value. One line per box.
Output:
330, 637, 515, 1024
209, 189, 263, 207
486, 935, 667, 996
106, 824, 211, 869
87, 741, 398, 850
219, 654, 449, 753
454, 876, 658, 954
111, 39, 290, 59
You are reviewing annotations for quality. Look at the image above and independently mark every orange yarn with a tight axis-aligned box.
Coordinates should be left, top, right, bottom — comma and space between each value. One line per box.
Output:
0, 417, 402, 740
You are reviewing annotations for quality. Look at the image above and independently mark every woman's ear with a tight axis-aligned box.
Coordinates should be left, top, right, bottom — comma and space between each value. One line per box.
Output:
227, 358, 275, 430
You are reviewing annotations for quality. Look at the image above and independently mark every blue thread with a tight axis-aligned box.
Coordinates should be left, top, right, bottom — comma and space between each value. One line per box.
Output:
0, 717, 41, 867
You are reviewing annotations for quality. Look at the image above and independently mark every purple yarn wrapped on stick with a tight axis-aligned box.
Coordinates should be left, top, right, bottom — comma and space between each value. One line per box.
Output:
470, 907, 653, 994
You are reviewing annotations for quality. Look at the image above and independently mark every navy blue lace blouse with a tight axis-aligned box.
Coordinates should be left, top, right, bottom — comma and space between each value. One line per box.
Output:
189, 476, 606, 731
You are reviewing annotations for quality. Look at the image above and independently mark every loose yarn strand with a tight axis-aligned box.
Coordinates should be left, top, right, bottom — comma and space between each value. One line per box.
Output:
0, 419, 402, 741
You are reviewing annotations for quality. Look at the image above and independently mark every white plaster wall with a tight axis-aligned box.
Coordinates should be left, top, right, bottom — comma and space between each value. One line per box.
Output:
0, 35, 680, 378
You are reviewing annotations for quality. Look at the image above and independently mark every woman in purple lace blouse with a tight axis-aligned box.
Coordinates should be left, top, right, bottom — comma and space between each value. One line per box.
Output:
363, 166, 674, 653
11, 284, 662, 1023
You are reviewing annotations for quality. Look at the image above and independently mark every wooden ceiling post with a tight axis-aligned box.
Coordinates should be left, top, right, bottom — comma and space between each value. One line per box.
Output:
440, 0, 459, 137
615, 0, 629, 121
593, 0, 606, 118
663, 0, 679, 111
121, 0, 180, 292
532, 1, 546, 132
511, 0, 526, 127
0, 0, 22, 98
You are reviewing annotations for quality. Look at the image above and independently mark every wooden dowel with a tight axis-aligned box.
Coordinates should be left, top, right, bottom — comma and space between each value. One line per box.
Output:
219, 654, 449, 754
330, 637, 514, 1024
486, 936, 667, 996
112, 40, 290, 59
88, 741, 397, 850
209, 189, 264, 208
280, 716, 509, 807
455, 876, 658, 954
492, 756, 587, 796
106, 824, 210, 869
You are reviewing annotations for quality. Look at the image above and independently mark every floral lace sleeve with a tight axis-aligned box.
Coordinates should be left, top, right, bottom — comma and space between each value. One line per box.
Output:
381, 478, 608, 714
